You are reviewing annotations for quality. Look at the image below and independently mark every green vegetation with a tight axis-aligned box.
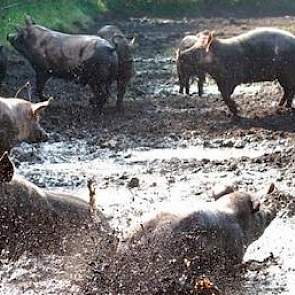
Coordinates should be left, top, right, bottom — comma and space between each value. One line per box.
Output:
1, 0, 295, 43
0, 0, 106, 43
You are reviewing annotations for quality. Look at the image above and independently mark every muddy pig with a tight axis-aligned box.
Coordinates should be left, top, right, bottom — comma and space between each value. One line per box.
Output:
88, 184, 287, 294
176, 34, 206, 96
182, 28, 295, 115
7, 16, 118, 110
97, 25, 134, 110
0, 44, 7, 85
0, 152, 113, 260
0, 97, 51, 155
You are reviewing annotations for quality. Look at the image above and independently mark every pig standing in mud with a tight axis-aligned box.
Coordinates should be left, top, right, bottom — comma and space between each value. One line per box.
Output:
0, 152, 113, 260
0, 97, 51, 155
97, 25, 134, 110
176, 34, 206, 96
182, 28, 295, 115
87, 184, 288, 294
0, 45, 7, 85
7, 16, 118, 110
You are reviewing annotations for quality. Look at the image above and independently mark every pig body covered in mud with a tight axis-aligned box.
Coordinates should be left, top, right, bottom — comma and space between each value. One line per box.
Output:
0, 97, 51, 155
176, 34, 205, 96
7, 16, 118, 110
87, 184, 287, 294
0, 153, 113, 260
0, 45, 7, 84
97, 25, 134, 110
183, 28, 295, 115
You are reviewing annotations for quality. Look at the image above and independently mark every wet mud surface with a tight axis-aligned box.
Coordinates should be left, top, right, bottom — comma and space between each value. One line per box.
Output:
1, 15, 295, 294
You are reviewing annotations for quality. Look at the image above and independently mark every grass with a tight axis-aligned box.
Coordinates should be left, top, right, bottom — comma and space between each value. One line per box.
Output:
1, 0, 295, 44
0, 0, 106, 44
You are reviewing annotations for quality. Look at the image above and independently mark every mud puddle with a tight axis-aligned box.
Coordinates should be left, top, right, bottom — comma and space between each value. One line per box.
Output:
2, 14, 295, 295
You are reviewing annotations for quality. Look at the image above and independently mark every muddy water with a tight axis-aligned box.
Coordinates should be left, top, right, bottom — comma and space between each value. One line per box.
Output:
2, 15, 295, 295
3, 136, 293, 294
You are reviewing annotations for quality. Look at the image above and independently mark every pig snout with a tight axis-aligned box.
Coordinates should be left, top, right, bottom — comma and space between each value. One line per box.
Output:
28, 125, 48, 143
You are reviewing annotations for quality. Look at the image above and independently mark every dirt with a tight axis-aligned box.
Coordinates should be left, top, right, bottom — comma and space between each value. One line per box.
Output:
1, 15, 295, 295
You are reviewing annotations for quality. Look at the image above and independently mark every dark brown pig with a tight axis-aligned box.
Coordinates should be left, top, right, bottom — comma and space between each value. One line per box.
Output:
7, 16, 118, 110
97, 25, 134, 110
176, 34, 205, 96
0, 45, 7, 84
88, 184, 287, 294
182, 28, 295, 115
0, 152, 112, 260
0, 97, 51, 155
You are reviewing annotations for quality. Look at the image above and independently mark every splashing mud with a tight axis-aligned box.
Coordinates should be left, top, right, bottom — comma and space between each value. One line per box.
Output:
1, 15, 295, 295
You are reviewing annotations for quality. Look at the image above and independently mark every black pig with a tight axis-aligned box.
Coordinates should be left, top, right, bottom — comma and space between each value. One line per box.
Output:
7, 16, 118, 110
176, 34, 205, 96
97, 25, 134, 110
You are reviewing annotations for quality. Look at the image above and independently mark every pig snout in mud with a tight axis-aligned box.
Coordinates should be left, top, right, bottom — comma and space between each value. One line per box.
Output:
0, 152, 113, 260
0, 97, 51, 154
87, 184, 291, 294
182, 28, 295, 115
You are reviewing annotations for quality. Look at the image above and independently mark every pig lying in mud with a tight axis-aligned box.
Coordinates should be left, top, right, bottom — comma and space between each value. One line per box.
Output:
0, 97, 51, 155
0, 152, 112, 260
7, 16, 118, 110
97, 25, 134, 110
0, 45, 7, 85
182, 28, 295, 115
87, 184, 289, 294
176, 34, 205, 96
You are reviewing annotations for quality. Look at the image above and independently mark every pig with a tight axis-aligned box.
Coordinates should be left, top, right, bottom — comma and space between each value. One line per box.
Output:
0, 152, 113, 260
0, 44, 7, 85
0, 97, 51, 155
176, 34, 206, 96
7, 16, 118, 110
87, 184, 287, 294
97, 25, 134, 110
182, 28, 295, 115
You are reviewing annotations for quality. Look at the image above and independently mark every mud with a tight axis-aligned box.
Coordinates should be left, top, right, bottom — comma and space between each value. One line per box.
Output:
1, 15, 295, 294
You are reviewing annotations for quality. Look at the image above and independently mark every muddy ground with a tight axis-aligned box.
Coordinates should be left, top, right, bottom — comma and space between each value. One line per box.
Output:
1, 15, 295, 294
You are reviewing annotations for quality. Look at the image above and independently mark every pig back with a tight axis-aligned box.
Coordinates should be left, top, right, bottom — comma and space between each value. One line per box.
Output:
95, 210, 245, 294
0, 177, 110, 257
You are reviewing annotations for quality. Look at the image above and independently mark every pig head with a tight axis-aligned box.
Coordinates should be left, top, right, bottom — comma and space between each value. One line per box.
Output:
0, 97, 51, 154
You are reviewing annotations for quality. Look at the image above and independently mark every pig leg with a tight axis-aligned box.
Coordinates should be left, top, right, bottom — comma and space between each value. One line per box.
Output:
218, 82, 238, 115
117, 79, 127, 111
185, 76, 190, 95
90, 83, 108, 111
198, 72, 205, 97
278, 87, 295, 108
178, 74, 186, 94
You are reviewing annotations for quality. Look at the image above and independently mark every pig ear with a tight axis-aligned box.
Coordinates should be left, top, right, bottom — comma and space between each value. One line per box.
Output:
212, 185, 235, 200
206, 31, 215, 52
25, 15, 34, 26
0, 152, 14, 183
32, 97, 53, 115
266, 183, 277, 194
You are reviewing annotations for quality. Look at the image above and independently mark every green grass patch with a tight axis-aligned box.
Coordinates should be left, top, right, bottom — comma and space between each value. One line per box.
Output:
0, 0, 106, 44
